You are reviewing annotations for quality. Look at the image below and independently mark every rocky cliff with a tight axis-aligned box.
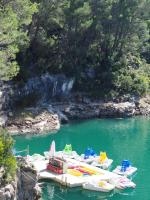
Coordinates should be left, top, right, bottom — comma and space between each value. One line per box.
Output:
48, 95, 150, 122
13, 74, 74, 106
0, 73, 74, 125
0, 81, 12, 127
16, 157, 41, 200
0, 73, 150, 135
0, 157, 41, 200
6, 95, 150, 135
0, 181, 16, 200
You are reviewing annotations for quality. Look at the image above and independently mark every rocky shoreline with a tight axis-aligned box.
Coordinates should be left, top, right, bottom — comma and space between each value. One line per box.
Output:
7, 108, 60, 135
0, 181, 16, 200
0, 74, 149, 135
0, 157, 41, 200
6, 95, 150, 135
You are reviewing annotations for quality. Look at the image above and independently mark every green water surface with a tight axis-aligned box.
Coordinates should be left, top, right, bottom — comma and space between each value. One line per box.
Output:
14, 117, 150, 200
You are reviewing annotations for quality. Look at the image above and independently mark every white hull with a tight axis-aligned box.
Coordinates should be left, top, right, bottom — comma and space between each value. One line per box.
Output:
113, 166, 137, 176
91, 159, 113, 169
109, 176, 136, 189
79, 154, 97, 164
83, 181, 115, 192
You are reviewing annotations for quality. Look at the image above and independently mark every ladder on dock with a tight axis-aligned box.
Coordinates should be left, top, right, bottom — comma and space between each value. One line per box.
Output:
13, 145, 30, 156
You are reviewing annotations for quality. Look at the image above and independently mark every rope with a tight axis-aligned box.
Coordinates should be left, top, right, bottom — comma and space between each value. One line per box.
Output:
15, 145, 30, 155
21, 171, 37, 183
15, 149, 28, 153
54, 193, 65, 200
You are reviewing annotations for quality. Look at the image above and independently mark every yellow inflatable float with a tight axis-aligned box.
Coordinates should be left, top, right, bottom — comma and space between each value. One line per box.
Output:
67, 169, 82, 176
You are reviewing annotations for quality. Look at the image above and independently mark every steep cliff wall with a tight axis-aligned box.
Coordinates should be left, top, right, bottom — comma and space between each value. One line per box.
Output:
0, 158, 41, 200
0, 81, 12, 126
0, 74, 74, 127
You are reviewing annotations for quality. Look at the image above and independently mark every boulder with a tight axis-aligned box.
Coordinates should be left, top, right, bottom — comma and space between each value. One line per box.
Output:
5, 184, 14, 195
4, 191, 11, 200
99, 102, 136, 117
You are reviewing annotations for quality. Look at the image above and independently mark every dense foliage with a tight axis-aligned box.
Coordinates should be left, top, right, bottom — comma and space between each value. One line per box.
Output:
0, 0, 150, 97
0, 129, 16, 183
0, 0, 37, 80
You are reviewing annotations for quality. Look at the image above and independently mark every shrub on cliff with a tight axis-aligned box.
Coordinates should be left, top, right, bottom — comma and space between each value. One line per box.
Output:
112, 67, 149, 96
0, 128, 16, 183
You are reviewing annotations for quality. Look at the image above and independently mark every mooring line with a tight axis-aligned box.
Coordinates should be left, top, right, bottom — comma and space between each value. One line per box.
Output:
54, 193, 65, 200
21, 171, 37, 182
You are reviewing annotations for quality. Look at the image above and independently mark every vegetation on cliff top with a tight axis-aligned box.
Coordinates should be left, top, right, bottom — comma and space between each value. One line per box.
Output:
0, 129, 16, 183
0, 0, 150, 97
0, 0, 37, 80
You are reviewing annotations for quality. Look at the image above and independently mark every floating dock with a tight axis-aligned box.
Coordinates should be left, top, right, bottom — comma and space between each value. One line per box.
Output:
28, 155, 121, 188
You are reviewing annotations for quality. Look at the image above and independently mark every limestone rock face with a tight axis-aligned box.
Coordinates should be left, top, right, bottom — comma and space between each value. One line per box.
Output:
0, 74, 74, 128
0, 114, 8, 127
0, 182, 16, 200
135, 95, 150, 115
16, 157, 41, 200
13, 73, 74, 103
99, 102, 136, 117
52, 101, 136, 121
5, 95, 150, 136
0, 81, 12, 126
7, 108, 60, 135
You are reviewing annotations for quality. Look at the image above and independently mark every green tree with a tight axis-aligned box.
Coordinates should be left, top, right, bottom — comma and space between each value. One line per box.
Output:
0, 0, 37, 81
15, 0, 150, 97
58, 0, 92, 78
19, 0, 64, 72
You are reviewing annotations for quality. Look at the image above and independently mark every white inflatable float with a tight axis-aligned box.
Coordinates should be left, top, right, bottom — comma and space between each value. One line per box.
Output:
109, 176, 136, 189
83, 180, 115, 192
113, 160, 137, 177
91, 152, 113, 169
113, 166, 137, 176
91, 158, 113, 169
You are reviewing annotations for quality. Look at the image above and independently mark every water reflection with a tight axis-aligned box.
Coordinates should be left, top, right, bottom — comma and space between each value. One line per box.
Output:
81, 189, 114, 199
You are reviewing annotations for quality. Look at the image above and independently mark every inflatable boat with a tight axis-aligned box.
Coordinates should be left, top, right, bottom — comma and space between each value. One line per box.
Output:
79, 148, 97, 163
44, 143, 80, 160
113, 160, 137, 176
109, 176, 136, 189
91, 159, 113, 169
91, 152, 113, 169
83, 180, 115, 192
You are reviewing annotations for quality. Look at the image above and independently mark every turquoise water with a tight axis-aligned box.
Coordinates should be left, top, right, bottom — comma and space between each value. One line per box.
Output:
14, 117, 150, 200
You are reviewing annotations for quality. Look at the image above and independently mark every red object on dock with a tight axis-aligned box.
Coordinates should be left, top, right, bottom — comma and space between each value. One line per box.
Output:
46, 157, 65, 174
47, 163, 63, 174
